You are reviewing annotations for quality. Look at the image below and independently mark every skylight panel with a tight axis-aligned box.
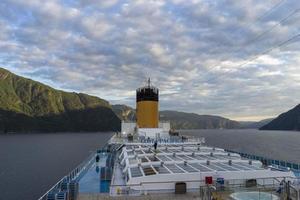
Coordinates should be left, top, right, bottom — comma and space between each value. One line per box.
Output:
153, 166, 171, 174
189, 163, 213, 172
177, 163, 198, 173
165, 164, 184, 173
130, 167, 143, 177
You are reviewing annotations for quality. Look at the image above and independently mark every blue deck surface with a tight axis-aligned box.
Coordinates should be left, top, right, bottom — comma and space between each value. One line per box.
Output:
78, 163, 101, 193
100, 180, 110, 193
294, 171, 300, 178
79, 154, 109, 193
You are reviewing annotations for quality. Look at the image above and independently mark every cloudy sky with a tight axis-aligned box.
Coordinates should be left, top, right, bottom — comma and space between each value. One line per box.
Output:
0, 0, 300, 121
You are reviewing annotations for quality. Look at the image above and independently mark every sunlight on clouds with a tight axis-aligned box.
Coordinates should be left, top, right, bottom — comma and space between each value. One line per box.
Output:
256, 70, 283, 77
1, 0, 300, 120
255, 55, 284, 65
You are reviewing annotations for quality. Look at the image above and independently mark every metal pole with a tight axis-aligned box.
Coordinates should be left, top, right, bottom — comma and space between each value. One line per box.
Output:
287, 181, 290, 200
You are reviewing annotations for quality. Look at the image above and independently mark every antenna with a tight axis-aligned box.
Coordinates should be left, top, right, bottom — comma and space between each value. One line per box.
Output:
148, 78, 151, 87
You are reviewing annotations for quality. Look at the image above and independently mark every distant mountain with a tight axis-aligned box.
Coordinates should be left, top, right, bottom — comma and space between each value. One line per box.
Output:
0, 67, 120, 133
239, 118, 274, 129
112, 105, 240, 129
260, 104, 300, 131
112, 104, 136, 122
160, 110, 240, 129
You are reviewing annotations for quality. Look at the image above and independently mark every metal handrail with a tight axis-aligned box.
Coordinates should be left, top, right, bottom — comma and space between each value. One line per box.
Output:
109, 176, 292, 196
37, 136, 114, 200
110, 135, 205, 144
37, 152, 96, 200
110, 175, 296, 188
225, 149, 300, 173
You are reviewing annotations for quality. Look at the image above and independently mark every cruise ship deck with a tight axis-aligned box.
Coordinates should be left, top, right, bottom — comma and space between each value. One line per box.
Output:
73, 134, 297, 199
38, 133, 300, 200
38, 81, 300, 200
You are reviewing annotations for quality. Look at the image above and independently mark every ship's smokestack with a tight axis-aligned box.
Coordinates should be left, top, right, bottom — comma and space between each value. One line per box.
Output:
136, 78, 159, 128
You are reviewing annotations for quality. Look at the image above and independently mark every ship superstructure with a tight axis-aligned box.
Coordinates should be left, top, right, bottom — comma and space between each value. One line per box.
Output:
39, 80, 300, 200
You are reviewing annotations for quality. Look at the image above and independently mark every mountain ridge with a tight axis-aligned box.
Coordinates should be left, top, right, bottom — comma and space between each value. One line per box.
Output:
238, 118, 274, 129
112, 105, 242, 129
0, 67, 277, 132
0, 67, 120, 133
160, 110, 240, 129
260, 104, 300, 131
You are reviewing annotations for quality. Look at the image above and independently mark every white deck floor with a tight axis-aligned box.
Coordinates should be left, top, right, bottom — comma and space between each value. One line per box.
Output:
110, 161, 128, 196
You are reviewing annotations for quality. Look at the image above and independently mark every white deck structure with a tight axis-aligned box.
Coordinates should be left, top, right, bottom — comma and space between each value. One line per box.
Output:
121, 121, 171, 135
112, 141, 295, 193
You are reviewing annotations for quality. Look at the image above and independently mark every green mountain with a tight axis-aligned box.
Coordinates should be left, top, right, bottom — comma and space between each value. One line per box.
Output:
0, 67, 120, 133
112, 104, 136, 121
260, 104, 300, 131
3, 67, 279, 132
112, 105, 241, 129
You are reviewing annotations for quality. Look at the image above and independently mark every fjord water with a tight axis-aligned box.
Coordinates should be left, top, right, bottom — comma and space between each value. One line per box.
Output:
0, 132, 112, 200
1, 130, 300, 200
181, 129, 300, 163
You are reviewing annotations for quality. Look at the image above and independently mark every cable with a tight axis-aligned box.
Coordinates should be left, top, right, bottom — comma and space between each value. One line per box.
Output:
243, 8, 300, 46
204, 33, 300, 84
203, 7, 300, 75
254, 0, 287, 22
203, 0, 288, 55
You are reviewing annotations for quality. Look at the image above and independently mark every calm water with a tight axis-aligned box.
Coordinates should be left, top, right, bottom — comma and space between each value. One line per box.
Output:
0, 132, 112, 200
180, 129, 300, 163
1, 130, 300, 200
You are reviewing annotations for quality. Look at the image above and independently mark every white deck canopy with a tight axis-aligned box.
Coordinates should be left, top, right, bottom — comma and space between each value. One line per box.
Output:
114, 142, 295, 192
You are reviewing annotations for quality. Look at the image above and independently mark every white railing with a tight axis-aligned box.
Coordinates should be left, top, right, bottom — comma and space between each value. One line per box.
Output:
109, 176, 294, 197
109, 133, 205, 145
38, 152, 96, 200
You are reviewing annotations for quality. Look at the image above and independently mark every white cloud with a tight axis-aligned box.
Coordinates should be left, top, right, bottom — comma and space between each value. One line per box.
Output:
80, 0, 119, 8
1, 0, 300, 120
81, 16, 113, 39
255, 55, 284, 65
